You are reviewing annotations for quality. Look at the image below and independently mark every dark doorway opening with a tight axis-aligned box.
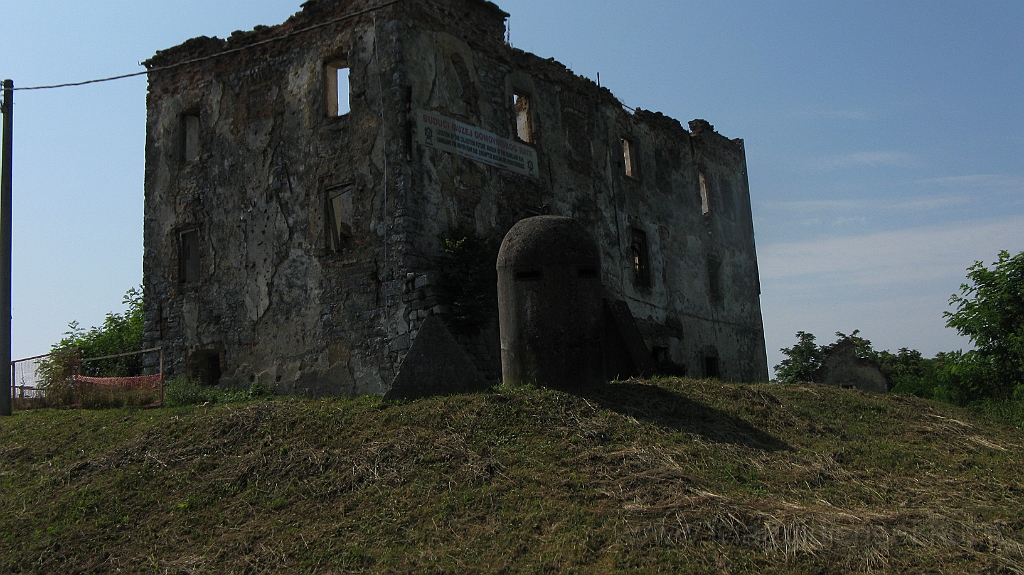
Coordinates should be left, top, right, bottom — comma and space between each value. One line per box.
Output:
190, 350, 222, 386
704, 356, 720, 380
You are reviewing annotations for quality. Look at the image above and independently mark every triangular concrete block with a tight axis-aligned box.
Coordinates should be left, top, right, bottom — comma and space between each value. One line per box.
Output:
604, 298, 656, 378
385, 315, 490, 400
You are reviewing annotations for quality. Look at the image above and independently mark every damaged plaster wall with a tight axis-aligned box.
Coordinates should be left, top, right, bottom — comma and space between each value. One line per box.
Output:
142, 0, 768, 396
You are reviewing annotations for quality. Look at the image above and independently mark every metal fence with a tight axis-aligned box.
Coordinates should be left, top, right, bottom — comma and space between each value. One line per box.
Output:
10, 347, 164, 410
11, 353, 48, 409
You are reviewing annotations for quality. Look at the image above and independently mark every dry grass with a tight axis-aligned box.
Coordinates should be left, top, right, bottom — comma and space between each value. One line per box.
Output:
0, 378, 1022, 574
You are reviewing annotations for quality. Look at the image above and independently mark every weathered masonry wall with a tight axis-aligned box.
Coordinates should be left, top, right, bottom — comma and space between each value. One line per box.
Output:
142, 0, 768, 395
143, 0, 412, 395
397, 1, 767, 382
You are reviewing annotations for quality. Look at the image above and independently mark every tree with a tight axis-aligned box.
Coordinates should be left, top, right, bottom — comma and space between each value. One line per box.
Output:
38, 287, 145, 387
776, 330, 886, 385
944, 250, 1024, 399
774, 331, 825, 384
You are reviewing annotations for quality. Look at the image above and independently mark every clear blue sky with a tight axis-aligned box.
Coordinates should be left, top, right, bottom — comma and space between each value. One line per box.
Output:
2, 0, 1022, 375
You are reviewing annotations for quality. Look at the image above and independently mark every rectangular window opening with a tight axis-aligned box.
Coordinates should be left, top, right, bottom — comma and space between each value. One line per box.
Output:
514, 92, 533, 142
179, 228, 200, 284
622, 138, 636, 178
326, 185, 355, 252
707, 255, 723, 304
183, 114, 200, 162
699, 172, 710, 216
326, 61, 351, 117
630, 228, 651, 289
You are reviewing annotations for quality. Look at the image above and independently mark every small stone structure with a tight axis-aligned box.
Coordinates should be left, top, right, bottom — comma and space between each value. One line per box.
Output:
814, 340, 890, 393
141, 0, 770, 396
497, 216, 604, 388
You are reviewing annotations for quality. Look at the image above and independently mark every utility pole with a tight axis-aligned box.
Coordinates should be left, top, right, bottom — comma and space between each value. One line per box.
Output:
1, 80, 13, 416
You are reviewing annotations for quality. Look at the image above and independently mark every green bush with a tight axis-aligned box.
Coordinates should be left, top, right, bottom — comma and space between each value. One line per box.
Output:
164, 377, 276, 407
438, 228, 499, 332
38, 287, 145, 388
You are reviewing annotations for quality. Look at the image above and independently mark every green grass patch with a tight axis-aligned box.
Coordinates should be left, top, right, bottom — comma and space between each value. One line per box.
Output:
1, 378, 1022, 573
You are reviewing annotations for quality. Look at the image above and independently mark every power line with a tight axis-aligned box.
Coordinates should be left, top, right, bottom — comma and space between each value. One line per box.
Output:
14, 71, 149, 92
13, 0, 405, 92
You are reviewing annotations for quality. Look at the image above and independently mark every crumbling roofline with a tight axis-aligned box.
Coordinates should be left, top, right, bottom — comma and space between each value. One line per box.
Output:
146, 0, 509, 70
508, 48, 740, 147
144, 0, 405, 69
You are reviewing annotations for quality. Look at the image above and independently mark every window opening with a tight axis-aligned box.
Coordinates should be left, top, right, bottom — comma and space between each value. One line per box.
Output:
326, 185, 355, 252
630, 228, 651, 288
326, 61, 351, 117
183, 114, 200, 162
622, 138, 636, 178
699, 172, 710, 215
514, 92, 533, 142
179, 229, 200, 284
707, 255, 723, 304
720, 177, 735, 214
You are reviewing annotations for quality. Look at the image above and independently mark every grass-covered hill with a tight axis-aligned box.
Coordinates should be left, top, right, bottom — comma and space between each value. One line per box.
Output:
1, 378, 1022, 574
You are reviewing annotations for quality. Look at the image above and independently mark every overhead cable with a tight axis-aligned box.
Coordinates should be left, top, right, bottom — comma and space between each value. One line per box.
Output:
14, 0, 404, 91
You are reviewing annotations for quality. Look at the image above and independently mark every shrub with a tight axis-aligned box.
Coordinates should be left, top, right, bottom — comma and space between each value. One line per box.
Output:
164, 377, 277, 407
438, 228, 499, 332
944, 250, 1024, 400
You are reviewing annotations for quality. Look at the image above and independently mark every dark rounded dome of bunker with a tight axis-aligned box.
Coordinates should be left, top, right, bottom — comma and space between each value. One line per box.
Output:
497, 216, 600, 270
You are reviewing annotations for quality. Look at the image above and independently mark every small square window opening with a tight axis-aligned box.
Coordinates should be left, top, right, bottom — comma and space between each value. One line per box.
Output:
326, 61, 351, 117
514, 92, 533, 142
622, 138, 636, 178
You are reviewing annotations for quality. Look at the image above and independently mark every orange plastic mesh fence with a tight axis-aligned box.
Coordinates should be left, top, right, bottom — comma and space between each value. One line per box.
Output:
74, 375, 163, 389
11, 352, 164, 410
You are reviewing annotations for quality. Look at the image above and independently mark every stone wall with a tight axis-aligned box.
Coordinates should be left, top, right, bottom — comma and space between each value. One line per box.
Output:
142, 0, 768, 396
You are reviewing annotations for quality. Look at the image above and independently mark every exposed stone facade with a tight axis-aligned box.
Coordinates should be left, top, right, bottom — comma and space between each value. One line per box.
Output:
142, 0, 769, 395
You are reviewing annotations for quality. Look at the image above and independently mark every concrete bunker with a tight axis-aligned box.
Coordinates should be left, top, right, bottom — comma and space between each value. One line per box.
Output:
497, 216, 604, 389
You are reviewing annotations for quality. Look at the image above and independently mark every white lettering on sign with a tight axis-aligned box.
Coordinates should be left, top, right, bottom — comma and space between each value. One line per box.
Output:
417, 110, 539, 178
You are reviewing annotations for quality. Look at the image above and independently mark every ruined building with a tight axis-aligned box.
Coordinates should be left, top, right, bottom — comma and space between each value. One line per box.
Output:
142, 0, 770, 396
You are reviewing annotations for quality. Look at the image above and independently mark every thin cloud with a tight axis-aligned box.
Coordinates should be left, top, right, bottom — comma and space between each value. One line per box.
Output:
790, 109, 874, 121
759, 215, 1024, 287
915, 174, 1024, 189
764, 195, 967, 214
889, 196, 968, 211
806, 151, 916, 171
770, 199, 866, 211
